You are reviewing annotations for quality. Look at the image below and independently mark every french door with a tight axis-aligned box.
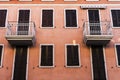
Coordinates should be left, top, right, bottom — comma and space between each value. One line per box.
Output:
91, 46, 107, 80
18, 10, 30, 35
12, 46, 28, 80
88, 10, 101, 35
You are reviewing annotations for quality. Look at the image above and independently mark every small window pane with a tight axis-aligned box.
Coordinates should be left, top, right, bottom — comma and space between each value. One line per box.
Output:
66, 45, 79, 66
42, 10, 53, 27
65, 10, 77, 27
111, 10, 120, 27
40, 45, 53, 66
0, 45, 3, 66
0, 10, 7, 27
116, 45, 120, 65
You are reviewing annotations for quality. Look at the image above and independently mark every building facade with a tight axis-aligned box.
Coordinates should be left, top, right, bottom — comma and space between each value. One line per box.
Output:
0, 0, 120, 80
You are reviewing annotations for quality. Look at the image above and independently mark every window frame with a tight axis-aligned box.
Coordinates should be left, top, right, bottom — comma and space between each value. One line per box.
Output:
65, 44, 81, 67
110, 9, 120, 28
39, 44, 55, 68
0, 44, 4, 68
41, 8, 54, 29
0, 9, 8, 28
115, 44, 120, 67
64, 8, 78, 28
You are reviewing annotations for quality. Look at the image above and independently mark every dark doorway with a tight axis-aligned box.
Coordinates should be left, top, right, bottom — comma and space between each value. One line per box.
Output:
88, 10, 101, 35
13, 46, 28, 80
91, 46, 106, 80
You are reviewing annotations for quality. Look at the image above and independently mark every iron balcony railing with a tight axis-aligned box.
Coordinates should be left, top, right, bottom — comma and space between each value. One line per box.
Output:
83, 21, 113, 36
6, 21, 36, 36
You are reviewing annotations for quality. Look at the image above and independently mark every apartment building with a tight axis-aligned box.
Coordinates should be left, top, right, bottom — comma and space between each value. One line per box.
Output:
0, 0, 120, 80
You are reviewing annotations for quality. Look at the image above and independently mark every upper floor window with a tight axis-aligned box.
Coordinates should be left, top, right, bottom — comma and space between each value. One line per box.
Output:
111, 10, 120, 27
0, 45, 3, 67
42, 9, 53, 28
0, 10, 7, 27
65, 9, 77, 28
40, 44, 54, 67
115, 44, 120, 66
65, 44, 80, 67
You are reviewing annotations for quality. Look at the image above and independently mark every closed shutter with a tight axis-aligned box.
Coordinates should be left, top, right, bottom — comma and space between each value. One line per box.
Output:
66, 10, 77, 27
41, 45, 53, 66
42, 10, 53, 27
67, 45, 79, 66
0, 10, 7, 27
0, 46, 3, 66
111, 10, 120, 27
116, 45, 120, 65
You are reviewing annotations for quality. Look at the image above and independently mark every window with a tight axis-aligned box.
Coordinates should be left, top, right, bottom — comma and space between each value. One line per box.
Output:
115, 45, 120, 66
111, 10, 120, 27
42, 10, 53, 28
66, 45, 80, 67
0, 45, 3, 67
65, 9, 77, 28
0, 10, 7, 27
40, 45, 54, 67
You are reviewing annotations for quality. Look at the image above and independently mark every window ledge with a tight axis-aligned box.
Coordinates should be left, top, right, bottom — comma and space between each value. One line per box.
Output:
0, 0, 9, 1
108, 0, 120, 1
41, 0, 54, 1
65, 65, 81, 68
19, 0, 32, 1
39, 66, 55, 68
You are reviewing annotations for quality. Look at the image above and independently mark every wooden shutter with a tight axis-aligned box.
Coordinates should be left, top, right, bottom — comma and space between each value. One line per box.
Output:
42, 10, 53, 27
92, 46, 106, 80
66, 10, 77, 27
116, 45, 120, 65
0, 10, 7, 27
13, 46, 27, 80
41, 45, 53, 66
67, 45, 79, 66
111, 10, 120, 27
0, 46, 3, 66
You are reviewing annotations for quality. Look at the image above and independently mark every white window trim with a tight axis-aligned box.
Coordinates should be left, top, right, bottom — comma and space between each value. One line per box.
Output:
90, 46, 108, 80
64, 8, 79, 29
39, 44, 55, 68
65, 44, 81, 68
0, 9, 8, 28
0, 0, 9, 1
0, 44, 4, 68
86, 0, 99, 1
41, 8, 55, 29
108, 0, 120, 1
11, 47, 29, 80
114, 44, 120, 67
110, 8, 120, 28
19, 0, 32, 2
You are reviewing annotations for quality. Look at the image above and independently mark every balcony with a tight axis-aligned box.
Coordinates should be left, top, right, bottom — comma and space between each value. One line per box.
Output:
5, 21, 36, 46
83, 21, 113, 46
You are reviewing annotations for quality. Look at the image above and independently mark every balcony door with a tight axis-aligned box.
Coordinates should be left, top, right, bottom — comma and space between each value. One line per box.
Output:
12, 46, 28, 80
88, 10, 101, 35
91, 46, 107, 80
18, 10, 30, 35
